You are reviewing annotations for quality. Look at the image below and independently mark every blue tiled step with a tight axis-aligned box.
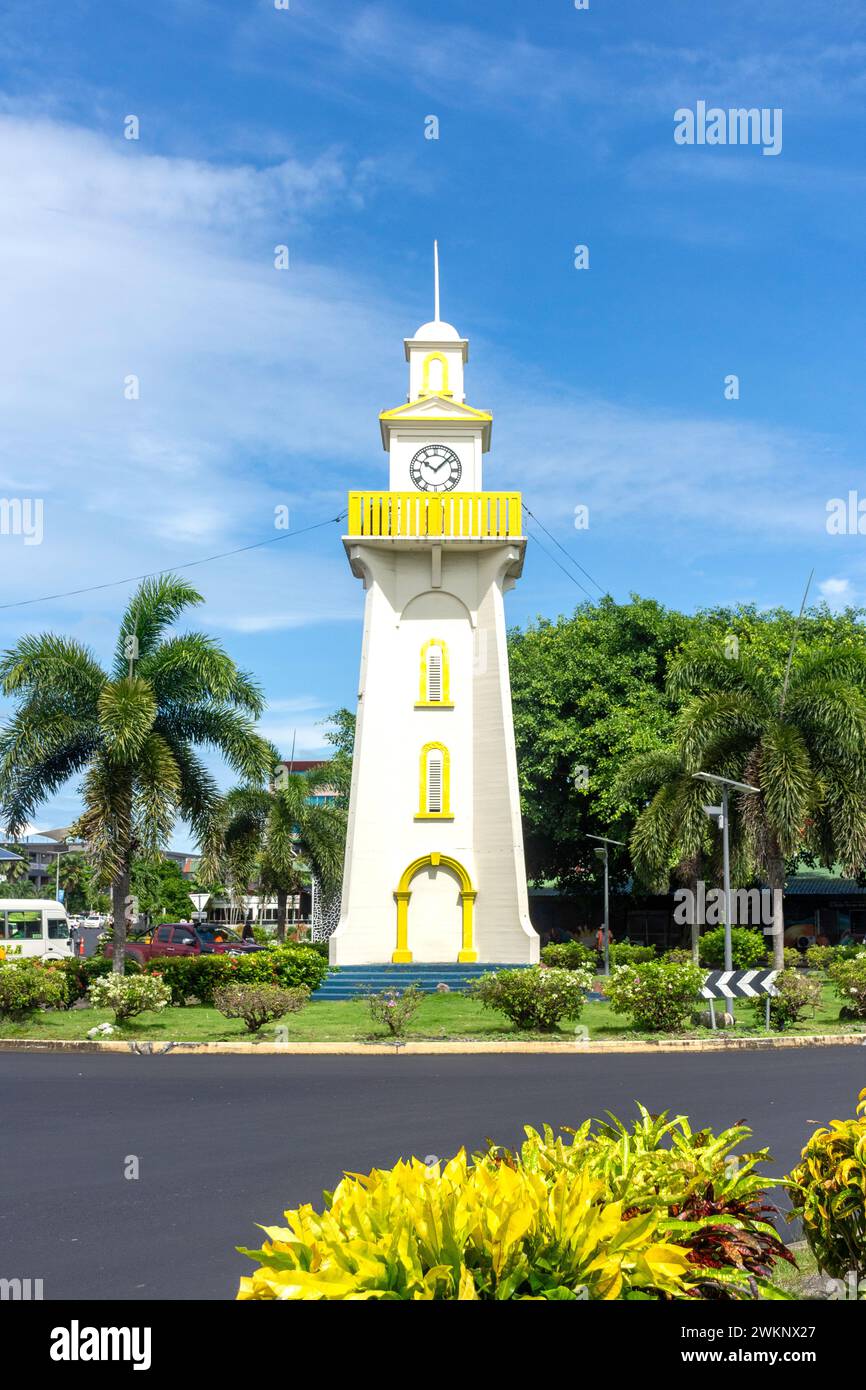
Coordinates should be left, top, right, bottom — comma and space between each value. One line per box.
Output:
312, 962, 528, 1000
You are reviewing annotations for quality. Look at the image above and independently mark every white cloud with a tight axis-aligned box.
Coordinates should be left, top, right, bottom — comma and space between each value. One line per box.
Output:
818, 576, 854, 608
0, 112, 400, 645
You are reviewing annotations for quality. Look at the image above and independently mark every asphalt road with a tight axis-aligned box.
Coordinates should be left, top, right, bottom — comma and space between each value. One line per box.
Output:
1, 1047, 863, 1301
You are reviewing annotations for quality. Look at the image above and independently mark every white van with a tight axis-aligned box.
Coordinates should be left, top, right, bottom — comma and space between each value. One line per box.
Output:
0, 899, 72, 961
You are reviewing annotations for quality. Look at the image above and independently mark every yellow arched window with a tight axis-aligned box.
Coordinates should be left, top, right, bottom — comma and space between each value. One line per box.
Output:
416, 638, 453, 708
419, 351, 453, 398
417, 742, 453, 819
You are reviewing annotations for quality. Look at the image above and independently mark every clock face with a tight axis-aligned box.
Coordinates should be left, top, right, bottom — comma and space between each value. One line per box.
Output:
409, 444, 462, 493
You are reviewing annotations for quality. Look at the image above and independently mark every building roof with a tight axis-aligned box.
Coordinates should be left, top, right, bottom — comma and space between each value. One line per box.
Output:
786, 876, 866, 896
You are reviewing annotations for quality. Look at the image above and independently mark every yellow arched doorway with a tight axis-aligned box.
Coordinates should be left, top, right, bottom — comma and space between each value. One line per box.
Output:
392, 852, 477, 963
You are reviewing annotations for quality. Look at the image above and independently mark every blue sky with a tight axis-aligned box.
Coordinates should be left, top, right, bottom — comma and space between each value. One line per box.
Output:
2, 0, 866, 843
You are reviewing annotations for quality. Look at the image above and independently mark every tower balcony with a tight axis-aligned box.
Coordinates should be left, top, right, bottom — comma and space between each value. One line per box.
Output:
346, 490, 523, 540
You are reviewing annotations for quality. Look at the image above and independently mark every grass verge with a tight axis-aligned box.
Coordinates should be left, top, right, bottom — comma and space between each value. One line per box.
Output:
1, 979, 862, 1044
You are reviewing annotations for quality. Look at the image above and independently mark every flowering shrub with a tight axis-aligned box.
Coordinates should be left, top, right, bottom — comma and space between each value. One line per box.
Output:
237, 1105, 794, 1301
828, 955, 866, 1020
786, 1088, 866, 1280
540, 941, 597, 972
88, 973, 171, 1022
472, 966, 592, 1032
366, 983, 424, 1038
699, 927, 767, 970
0, 962, 69, 1019
604, 961, 704, 1033
213, 982, 309, 1033
752, 969, 821, 1031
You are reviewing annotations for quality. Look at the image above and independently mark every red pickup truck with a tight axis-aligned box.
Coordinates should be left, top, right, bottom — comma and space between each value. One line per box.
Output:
105, 923, 267, 966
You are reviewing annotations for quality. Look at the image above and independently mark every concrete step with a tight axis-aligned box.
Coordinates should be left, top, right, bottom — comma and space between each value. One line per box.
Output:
312, 962, 528, 1000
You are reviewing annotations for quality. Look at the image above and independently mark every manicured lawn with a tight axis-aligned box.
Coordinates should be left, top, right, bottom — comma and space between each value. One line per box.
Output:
1, 978, 863, 1044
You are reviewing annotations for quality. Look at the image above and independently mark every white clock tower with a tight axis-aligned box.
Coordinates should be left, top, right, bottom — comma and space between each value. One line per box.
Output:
329, 249, 538, 967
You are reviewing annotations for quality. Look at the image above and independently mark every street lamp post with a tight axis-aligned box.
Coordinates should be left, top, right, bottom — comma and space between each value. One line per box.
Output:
692, 773, 761, 974
586, 834, 625, 977
52, 837, 76, 901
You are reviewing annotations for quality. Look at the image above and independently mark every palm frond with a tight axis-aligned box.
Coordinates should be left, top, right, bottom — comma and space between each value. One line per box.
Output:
0, 633, 105, 707
139, 634, 264, 716
156, 705, 272, 783
113, 574, 203, 674
97, 677, 158, 763
133, 732, 182, 858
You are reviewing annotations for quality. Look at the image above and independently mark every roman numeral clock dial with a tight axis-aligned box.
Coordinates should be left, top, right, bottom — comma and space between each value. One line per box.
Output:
409, 444, 462, 493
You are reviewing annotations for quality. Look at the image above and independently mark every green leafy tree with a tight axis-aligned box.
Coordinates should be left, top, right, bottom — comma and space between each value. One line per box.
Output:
0, 878, 37, 899
0, 576, 272, 971
509, 596, 698, 891
509, 598, 866, 902
131, 856, 200, 923
0, 843, 32, 890
666, 642, 866, 969
58, 849, 100, 913
213, 763, 348, 941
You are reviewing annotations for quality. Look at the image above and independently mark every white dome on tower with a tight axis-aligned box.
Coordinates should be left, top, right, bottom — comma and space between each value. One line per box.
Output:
411, 319, 462, 341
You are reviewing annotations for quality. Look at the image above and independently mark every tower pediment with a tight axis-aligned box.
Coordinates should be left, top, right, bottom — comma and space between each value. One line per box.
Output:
379, 396, 493, 452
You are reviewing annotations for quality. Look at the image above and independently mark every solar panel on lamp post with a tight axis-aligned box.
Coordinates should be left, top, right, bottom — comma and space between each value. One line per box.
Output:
586, 834, 626, 976
692, 773, 761, 974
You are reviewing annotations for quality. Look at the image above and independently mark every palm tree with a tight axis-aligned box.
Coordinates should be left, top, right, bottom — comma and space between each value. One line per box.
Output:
0, 576, 272, 971
212, 764, 347, 942
665, 644, 866, 969
58, 849, 99, 914
614, 747, 714, 961
0, 843, 32, 889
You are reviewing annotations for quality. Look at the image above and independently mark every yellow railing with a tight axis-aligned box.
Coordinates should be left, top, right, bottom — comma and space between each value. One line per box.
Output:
347, 491, 522, 539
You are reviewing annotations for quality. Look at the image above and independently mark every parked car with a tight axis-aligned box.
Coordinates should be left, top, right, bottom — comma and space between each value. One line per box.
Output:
104, 922, 267, 966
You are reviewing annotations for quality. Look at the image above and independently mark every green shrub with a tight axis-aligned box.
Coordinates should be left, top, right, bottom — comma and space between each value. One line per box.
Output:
230, 946, 328, 994
752, 969, 821, 1031
803, 944, 835, 972
213, 981, 309, 1033
88, 973, 172, 1022
472, 966, 592, 1032
0, 962, 69, 1019
783, 947, 803, 969
786, 1087, 866, 1280
604, 961, 704, 1033
828, 955, 866, 1019
699, 926, 767, 970
143, 954, 233, 1005
540, 941, 597, 972
142, 946, 329, 1005
303, 940, 331, 961
608, 942, 656, 966
49, 955, 122, 1003
663, 947, 694, 965
366, 983, 425, 1038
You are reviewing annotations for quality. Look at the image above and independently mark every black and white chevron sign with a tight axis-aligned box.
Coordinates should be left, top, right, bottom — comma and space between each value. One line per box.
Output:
701, 969, 778, 1000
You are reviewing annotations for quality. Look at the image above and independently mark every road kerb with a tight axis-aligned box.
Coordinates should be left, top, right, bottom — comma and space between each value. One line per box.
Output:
0, 1032, 863, 1056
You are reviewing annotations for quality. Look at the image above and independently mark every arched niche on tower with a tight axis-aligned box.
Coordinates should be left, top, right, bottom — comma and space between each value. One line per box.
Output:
399, 589, 474, 626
